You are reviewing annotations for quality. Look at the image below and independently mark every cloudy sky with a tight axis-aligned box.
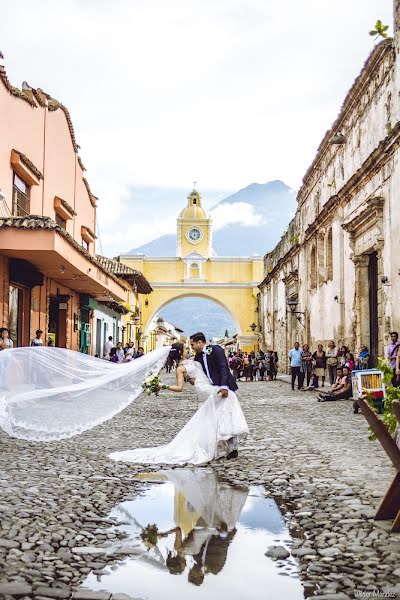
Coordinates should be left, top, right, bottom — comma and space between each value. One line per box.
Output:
1, 0, 393, 256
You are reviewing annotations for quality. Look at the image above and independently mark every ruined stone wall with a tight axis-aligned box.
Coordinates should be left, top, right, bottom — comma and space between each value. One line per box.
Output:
260, 37, 400, 370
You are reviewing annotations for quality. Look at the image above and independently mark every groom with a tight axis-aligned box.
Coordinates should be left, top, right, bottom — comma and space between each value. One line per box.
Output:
190, 332, 239, 459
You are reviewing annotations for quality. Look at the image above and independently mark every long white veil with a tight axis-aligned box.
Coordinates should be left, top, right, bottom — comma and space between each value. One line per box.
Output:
0, 346, 170, 442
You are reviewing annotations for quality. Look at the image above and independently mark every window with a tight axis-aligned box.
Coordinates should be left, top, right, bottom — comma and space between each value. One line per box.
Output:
310, 246, 317, 289
82, 238, 89, 251
327, 228, 333, 280
190, 263, 200, 278
317, 232, 325, 285
55, 213, 67, 229
12, 173, 30, 216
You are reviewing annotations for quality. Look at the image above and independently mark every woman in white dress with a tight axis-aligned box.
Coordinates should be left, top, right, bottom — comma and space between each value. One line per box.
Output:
109, 343, 249, 466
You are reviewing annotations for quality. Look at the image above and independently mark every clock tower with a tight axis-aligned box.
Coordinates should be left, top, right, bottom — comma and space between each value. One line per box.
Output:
176, 188, 212, 259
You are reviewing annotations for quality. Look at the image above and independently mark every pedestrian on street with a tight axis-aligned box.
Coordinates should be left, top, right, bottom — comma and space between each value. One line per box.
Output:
115, 342, 125, 363
300, 343, 313, 389
104, 336, 114, 360
395, 343, 400, 388
288, 342, 302, 390
230, 352, 242, 381
136, 347, 145, 358
387, 332, 400, 387
326, 340, 338, 385
125, 341, 137, 359
31, 329, 44, 347
0, 328, 13, 350
271, 351, 278, 380
312, 344, 327, 387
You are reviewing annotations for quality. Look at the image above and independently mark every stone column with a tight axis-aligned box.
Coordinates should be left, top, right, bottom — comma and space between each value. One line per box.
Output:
352, 255, 370, 351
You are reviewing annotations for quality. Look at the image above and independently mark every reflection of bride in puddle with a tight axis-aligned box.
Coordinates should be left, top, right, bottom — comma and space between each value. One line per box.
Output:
138, 469, 248, 586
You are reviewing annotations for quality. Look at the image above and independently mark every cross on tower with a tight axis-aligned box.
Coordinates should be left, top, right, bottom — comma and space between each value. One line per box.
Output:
193, 181, 197, 190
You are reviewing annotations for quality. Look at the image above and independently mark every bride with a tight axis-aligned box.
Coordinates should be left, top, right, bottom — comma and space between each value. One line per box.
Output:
0, 343, 248, 464
109, 343, 249, 465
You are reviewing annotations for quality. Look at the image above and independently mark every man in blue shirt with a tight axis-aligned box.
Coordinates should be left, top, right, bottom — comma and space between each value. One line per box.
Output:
288, 342, 302, 390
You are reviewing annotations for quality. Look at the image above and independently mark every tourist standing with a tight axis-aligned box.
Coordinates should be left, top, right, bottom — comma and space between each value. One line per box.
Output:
270, 350, 278, 380
103, 336, 114, 359
395, 343, 400, 388
136, 347, 145, 358
325, 341, 338, 385
387, 332, 400, 386
31, 329, 44, 347
230, 352, 243, 381
337, 346, 348, 368
312, 344, 327, 387
288, 342, 302, 390
0, 328, 13, 350
115, 342, 125, 363
125, 342, 137, 359
300, 343, 313, 389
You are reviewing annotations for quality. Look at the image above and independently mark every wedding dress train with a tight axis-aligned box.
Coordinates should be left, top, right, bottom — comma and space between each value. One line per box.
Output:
109, 360, 249, 465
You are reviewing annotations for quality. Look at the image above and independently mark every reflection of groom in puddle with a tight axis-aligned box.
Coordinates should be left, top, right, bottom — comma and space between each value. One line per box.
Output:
165, 519, 236, 586
154, 469, 248, 586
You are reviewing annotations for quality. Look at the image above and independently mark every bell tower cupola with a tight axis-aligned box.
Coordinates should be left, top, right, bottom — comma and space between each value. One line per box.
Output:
176, 186, 212, 258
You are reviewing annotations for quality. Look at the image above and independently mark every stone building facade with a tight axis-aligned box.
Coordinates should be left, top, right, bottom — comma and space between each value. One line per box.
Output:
259, 10, 400, 371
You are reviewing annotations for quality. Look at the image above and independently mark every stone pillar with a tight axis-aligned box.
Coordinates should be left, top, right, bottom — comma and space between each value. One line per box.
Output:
395, 0, 400, 35
352, 255, 370, 351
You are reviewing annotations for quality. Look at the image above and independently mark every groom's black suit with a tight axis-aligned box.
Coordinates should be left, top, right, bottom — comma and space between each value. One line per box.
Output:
195, 345, 238, 392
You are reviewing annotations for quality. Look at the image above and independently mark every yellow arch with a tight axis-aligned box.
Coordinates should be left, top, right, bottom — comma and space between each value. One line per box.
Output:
143, 291, 242, 337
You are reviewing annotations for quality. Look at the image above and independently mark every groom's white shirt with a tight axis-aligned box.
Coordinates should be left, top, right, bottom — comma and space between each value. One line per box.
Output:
202, 348, 228, 390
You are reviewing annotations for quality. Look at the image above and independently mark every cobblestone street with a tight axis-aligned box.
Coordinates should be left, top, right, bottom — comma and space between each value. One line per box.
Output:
1, 376, 400, 600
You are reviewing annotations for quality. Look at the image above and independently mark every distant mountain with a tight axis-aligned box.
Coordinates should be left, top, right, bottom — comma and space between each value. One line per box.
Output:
127, 180, 296, 257
126, 180, 296, 338
159, 297, 235, 341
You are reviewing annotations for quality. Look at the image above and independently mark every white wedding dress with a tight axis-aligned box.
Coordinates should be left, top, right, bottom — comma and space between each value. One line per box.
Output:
109, 360, 249, 465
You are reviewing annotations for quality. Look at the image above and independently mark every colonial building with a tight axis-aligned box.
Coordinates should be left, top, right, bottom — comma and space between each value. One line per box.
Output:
146, 317, 184, 351
94, 256, 152, 356
259, 14, 400, 370
0, 57, 138, 351
120, 188, 263, 352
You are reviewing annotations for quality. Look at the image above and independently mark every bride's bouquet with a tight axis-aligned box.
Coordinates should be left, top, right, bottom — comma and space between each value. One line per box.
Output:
142, 371, 162, 396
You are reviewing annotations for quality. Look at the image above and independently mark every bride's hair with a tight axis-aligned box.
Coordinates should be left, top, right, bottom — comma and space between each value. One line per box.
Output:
168, 342, 184, 366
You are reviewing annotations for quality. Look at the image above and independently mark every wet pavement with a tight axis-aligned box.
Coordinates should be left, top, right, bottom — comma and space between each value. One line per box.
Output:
81, 469, 303, 600
0, 377, 399, 599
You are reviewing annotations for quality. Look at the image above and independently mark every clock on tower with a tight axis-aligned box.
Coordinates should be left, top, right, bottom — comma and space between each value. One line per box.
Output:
176, 188, 212, 257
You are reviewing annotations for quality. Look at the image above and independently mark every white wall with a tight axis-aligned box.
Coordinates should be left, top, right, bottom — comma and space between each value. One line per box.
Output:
93, 308, 122, 357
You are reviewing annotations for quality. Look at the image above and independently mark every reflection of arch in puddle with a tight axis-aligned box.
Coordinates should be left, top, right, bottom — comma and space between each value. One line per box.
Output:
138, 468, 248, 536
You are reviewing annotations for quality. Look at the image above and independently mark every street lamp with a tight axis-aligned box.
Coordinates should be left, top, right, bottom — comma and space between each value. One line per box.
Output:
286, 297, 306, 327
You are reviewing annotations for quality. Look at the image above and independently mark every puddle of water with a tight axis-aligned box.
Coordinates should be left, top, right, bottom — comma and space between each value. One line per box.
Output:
82, 469, 304, 600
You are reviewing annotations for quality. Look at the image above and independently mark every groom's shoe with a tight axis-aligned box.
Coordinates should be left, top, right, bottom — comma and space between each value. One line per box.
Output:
227, 449, 238, 459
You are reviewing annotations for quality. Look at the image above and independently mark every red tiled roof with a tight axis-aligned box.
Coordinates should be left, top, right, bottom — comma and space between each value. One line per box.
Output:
0, 215, 127, 291
12, 149, 43, 180
96, 255, 153, 295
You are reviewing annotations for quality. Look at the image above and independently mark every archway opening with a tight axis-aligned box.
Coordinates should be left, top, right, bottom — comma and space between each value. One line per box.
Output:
153, 296, 238, 343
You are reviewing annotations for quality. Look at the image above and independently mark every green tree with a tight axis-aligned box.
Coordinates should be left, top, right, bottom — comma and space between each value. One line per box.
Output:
224, 329, 229, 338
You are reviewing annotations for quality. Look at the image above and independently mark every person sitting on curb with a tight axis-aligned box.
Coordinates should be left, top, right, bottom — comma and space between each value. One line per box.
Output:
317, 368, 344, 400
317, 367, 352, 402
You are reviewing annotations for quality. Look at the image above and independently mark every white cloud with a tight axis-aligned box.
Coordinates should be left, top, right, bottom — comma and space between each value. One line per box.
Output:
100, 215, 177, 257
0, 0, 393, 256
211, 202, 266, 230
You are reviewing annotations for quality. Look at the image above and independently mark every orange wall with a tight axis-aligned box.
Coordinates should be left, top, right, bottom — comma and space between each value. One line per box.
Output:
0, 74, 97, 254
